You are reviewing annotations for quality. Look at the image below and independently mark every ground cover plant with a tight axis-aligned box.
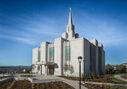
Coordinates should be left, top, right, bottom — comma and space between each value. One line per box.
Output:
33, 81, 75, 89
0, 80, 74, 89
10, 80, 32, 89
82, 83, 127, 89
59, 74, 127, 84
0, 81, 13, 89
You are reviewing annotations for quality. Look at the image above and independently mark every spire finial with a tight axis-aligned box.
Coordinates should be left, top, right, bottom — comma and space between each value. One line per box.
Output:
69, 8, 72, 24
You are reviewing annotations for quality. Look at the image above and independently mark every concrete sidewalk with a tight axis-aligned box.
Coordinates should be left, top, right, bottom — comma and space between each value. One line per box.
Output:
5, 75, 87, 89
62, 78, 88, 89
36, 75, 88, 89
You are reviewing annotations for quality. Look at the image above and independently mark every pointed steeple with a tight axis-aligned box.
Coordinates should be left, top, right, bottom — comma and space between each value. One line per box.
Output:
66, 8, 75, 40
69, 8, 72, 25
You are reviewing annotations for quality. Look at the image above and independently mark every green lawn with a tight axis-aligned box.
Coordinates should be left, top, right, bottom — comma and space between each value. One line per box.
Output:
110, 74, 127, 84
83, 83, 127, 89
120, 74, 127, 79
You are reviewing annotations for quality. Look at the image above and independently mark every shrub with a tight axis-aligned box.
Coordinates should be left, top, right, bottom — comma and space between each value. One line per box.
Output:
91, 72, 96, 79
105, 64, 114, 74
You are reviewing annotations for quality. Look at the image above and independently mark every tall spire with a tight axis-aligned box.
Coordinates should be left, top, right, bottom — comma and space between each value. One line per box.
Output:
69, 8, 72, 24
66, 8, 75, 39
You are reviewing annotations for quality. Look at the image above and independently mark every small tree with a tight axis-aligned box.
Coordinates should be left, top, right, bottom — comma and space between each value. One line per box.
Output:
105, 64, 113, 74
85, 73, 87, 79
116, 64, 126, 73
81, 73, 87, 80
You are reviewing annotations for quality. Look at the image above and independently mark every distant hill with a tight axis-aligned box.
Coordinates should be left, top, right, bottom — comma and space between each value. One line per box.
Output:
0, 65, 31, 73
122, 62, 127, 64
0, 65, 31, 68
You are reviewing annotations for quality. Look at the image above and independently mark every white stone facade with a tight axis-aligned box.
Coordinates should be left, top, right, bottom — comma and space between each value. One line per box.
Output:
32, 8, 105, 76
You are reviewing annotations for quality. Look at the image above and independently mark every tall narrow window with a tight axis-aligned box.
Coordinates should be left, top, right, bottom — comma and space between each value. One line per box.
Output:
65, 46, 70, 61
49, 47, 54, 62
38, 50, 40, 62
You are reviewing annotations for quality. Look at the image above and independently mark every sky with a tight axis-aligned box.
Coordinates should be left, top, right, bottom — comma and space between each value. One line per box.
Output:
0, 0, 127, 66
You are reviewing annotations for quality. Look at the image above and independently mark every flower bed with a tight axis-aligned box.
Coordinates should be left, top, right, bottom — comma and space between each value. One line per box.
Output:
10, 80, 32, 89
33, 82, 75, 89
59, 74, 127, 84
5, 80, 74, 89
59, 75, 112, 82
82, 83, 127, 89
0, 81, 13, 89
85, 75, 112, 83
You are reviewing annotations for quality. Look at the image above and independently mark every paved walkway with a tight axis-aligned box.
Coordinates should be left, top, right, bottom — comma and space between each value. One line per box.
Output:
14, 75, 88, 89
57, 77, 88, 89
57, 76, 127, 87
114, 74, 127, 82
3, 74, 127, 89
38, 75, 88, 89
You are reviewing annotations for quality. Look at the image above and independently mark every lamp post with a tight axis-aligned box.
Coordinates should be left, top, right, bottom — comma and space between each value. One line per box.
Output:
78, 56, 82, 89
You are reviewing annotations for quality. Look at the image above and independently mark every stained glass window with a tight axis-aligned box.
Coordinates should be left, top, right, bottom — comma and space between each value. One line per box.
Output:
49, 47, 54, 62
65, 46, 70, 61
38, 50, 40, 62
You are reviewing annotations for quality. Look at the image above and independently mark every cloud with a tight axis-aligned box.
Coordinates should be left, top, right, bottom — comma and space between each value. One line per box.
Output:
21, 18, 60, 36
0, 34, 37, 45
78, 11, 127, 47
0, 14, 61, 45
14, 37, 37, 45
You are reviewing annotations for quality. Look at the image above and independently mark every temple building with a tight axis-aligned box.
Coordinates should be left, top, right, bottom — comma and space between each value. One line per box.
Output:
32, 8, 105, 76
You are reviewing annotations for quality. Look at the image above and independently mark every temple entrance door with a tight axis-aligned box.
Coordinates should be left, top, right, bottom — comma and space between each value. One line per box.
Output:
48, 65, 54, 75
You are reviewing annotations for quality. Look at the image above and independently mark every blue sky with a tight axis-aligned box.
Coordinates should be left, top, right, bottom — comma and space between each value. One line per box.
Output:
0, 0, 127, 66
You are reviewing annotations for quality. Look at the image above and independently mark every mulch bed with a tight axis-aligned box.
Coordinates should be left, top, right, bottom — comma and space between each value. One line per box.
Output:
3, 80, 74, 89
85, 75, 112, 83
59, 74, 113, 83
10, 80, 32, 89
0, 81, 12, 89
33, 82, 75, 89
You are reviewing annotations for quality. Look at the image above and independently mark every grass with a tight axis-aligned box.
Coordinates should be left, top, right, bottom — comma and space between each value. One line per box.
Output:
83, 83, 127, 89
120, 73, 127, 79
110, 74, 127, 84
